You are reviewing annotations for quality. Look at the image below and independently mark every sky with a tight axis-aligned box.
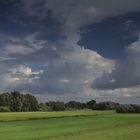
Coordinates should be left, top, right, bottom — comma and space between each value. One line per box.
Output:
0, 0, 140, 104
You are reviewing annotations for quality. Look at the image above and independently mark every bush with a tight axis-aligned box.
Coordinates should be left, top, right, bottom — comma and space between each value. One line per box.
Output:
0, 106, 10, 112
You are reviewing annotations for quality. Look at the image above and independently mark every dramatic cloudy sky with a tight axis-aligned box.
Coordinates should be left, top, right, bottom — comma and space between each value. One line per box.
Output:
0, 0, 140, 103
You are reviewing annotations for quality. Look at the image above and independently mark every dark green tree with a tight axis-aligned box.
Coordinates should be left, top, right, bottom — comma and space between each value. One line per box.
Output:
65, 101, 86, 109
46, 101, 65, 111
93, 101, 119, 110
10, 91, 22, 112
0, 92, 38, 112
116, 104, 140, 113
22, 94, 38, 111
86, 100, 96, 109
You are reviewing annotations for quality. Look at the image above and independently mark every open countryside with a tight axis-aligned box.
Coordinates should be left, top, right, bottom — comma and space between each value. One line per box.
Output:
0, 92, 140, 140
0, 1, 140, 140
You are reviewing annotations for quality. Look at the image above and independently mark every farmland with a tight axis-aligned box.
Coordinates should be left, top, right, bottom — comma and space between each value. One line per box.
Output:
0, 110, 139, 140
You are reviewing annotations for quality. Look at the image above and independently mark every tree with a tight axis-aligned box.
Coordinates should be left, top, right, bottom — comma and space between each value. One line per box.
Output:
93, 101, 119, 110
10, 91, 23, 112
116, 104, 140, 113
21, 94, 38, 111
131, 104, 140, 113
0, 92, 38, 112
46, 101, 65, 111
65, 101, 86, 109
0, 93, 11, 107
86, 100, 96, 109
38, 103, 49, 111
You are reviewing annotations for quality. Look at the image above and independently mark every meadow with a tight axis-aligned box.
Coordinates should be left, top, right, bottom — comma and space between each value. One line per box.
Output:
0, 110, 139, 140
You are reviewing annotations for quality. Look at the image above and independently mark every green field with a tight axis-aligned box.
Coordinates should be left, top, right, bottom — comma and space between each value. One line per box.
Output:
0, 110, 139, 140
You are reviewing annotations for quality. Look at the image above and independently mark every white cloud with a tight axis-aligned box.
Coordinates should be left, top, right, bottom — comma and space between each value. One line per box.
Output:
0, 65, 44, 91
0, 31, 114, 97
33, 39, 114, 96
18, 65, 33, 76
93, 34, 140, 92
4, 33, 46, 55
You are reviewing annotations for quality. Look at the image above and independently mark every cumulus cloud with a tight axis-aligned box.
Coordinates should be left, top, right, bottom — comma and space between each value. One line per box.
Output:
0, 65, 43, 91
36, 45, 114, 95
93, 34, 140, 91
0, 32, 114, 97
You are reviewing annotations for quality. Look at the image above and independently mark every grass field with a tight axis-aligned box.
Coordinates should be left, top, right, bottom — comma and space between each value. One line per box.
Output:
0, 110, 139, 140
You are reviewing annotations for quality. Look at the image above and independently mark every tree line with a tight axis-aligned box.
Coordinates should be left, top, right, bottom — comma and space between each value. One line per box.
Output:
0, 91, 140, 113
